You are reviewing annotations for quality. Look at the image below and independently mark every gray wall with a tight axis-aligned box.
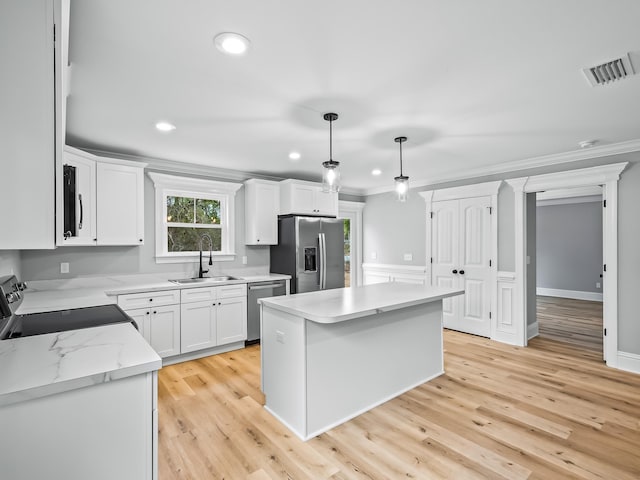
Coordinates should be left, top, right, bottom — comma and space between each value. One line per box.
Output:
20, 174, 270, 281
363, 191, 426, 265
0, 250, 21, 278
526, 193, 537, 326
536, 200, 603, 293
362, 151, 640, 354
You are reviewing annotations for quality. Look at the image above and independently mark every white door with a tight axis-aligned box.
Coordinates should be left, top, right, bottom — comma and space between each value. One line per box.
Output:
432, 197, 492, 337
432, 199, 460, 330
180, 300, 216, 353
217, 296, 247, 345
458, 197, 492, 337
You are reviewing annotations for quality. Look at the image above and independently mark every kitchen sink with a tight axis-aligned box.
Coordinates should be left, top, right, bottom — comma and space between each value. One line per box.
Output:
168, 276, 240, 285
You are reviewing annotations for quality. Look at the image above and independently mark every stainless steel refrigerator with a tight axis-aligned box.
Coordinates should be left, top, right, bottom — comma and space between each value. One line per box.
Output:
270, 216, 345, 294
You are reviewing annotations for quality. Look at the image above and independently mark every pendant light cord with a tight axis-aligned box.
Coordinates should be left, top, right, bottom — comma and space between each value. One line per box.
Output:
399, 139, 403, 176
329, 117, 333, 161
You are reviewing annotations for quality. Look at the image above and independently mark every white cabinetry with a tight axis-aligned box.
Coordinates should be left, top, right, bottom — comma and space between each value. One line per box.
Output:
180, 284, 247, 353
119, 290, 181, 358
58, 146, 146, 246
0, 0, 68, 249
245, 179, 279, 245
280, 180, 338, 217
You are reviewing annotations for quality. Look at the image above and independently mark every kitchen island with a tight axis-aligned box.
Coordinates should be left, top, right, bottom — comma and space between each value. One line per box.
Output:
259, 282, 464, 440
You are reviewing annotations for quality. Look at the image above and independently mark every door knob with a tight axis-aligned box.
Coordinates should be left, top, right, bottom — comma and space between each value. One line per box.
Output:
459, 270, 465, 275
452, 269, 458, 274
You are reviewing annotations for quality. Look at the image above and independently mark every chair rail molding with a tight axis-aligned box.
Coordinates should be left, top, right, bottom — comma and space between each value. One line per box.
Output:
506, 161, 628, 367
362, 263, 427, 285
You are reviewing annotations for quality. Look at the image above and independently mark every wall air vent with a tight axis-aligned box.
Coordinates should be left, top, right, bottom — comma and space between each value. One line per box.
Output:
582, 52, 637, 86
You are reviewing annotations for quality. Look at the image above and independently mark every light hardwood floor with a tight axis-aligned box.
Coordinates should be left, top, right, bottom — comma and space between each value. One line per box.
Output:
536, 295, 603, 354
159, 328, 639, 479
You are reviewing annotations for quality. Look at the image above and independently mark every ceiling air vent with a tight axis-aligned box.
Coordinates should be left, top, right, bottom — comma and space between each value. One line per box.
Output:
582, 52, 637, 86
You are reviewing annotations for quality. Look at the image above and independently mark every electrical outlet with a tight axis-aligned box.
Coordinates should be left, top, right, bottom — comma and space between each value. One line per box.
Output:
242, 256, 248, 265
276, 330, 285, 344
371, 251, 377, 260
403, 253, 413, 261
596, 282, 601, 289
60, 262, 69, 274
526, 255, 531, 265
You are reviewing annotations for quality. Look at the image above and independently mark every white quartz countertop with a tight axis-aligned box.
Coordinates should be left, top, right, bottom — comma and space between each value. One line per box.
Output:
259, 283, 464, 323
0, 323, 161, 407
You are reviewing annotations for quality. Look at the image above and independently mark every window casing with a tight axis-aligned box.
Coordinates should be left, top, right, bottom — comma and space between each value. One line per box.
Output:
148, 173, 242, 263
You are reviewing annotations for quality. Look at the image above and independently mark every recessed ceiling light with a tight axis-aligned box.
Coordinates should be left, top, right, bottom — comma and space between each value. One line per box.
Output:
214, 32, 251, 56
155, 121, 176, 132
288, 151, 301, 160
371, 169, 382, 176
578, 140, 597, 148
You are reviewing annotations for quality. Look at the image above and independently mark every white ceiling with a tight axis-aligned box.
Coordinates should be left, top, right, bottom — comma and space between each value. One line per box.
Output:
66, 0, 640, 195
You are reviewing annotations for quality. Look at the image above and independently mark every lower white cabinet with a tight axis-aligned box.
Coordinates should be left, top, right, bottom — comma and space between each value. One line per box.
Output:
181, 284, 247, 354
127, 305, 181, 358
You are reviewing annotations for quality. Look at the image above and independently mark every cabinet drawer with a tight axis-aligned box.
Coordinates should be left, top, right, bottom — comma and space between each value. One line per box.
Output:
218, 283, 247, 299
181, 286, 217, 304
117, 289, 180, 310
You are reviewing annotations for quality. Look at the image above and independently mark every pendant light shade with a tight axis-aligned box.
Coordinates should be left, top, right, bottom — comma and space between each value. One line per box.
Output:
394, 136, 409, 202
322, 113, 341, 193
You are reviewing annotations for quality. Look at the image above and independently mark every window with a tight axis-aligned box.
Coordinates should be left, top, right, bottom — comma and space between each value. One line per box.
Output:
148, 173, 242, 263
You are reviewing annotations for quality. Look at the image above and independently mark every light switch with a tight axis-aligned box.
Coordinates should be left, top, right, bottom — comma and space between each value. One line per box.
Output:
596, 282, 601, 289
403, 253, 413, 261
371, 251, 377, 260
276, 330, 285, 343
526, 255, 531, 265
242, 256, 248, 265
60, 262, 69, 274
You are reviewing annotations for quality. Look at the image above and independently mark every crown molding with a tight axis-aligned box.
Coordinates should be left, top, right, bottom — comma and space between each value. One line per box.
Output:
363, 138, 640, 197
77, 146, 364, 196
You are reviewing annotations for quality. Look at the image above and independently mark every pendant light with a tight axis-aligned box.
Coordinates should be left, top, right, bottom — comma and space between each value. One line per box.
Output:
322, 112, 341, 193
394, 136, 409, 202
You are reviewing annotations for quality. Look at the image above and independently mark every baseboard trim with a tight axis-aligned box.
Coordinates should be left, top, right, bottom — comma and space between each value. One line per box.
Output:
537, 287, 603, 302
527, 321, 539, 340
617, 351, 640, 375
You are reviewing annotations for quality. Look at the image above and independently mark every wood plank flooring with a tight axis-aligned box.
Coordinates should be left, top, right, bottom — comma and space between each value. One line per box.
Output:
158, 328, 639, 479
536, 296, 603, 354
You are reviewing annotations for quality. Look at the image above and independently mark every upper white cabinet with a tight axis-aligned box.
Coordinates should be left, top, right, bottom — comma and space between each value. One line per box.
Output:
244, 179, 279, 245
57, 146, 146, 246
279, 180, 338, 217
0, 0, 68, 249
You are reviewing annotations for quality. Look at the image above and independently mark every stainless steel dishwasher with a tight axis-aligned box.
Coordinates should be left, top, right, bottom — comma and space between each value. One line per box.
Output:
246, 279, 287, 344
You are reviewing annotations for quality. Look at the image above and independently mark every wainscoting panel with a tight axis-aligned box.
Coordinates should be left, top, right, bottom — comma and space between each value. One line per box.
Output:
362, 264, 427, 286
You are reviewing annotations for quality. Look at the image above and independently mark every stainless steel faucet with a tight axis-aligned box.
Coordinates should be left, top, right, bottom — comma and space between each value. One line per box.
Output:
198, 234, 213, 278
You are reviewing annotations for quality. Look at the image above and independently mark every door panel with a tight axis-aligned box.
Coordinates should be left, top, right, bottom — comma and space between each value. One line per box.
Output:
459, 197, 491, 337
435, 274, 457, 329
321, 218, 345, 290
296, 217, 321, 293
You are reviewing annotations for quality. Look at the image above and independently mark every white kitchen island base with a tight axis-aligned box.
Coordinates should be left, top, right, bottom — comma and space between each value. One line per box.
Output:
260, 283, 463, 441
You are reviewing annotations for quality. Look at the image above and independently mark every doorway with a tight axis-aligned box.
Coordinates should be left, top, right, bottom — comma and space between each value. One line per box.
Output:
338, 201, 364, 288
530, 188, 604, 357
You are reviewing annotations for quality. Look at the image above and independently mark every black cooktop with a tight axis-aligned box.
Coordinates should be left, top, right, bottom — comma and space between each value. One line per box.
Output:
4, 304, 137, 339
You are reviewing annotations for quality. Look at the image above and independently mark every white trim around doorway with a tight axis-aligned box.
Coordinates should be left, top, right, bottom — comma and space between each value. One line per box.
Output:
339, 201, 365, 287
505, 162, 628, 368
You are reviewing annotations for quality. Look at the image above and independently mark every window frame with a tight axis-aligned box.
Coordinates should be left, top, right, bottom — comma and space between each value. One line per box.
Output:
148, 173, 242, 263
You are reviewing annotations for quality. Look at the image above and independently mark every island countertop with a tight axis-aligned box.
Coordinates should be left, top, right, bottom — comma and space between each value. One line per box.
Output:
259, 283, 464, 324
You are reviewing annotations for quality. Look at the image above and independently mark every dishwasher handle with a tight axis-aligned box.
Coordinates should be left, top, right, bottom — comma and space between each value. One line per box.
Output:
248, 282, 286, 291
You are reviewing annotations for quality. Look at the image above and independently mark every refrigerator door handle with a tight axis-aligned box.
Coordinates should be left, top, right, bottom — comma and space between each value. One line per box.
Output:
319, 233, 326, 289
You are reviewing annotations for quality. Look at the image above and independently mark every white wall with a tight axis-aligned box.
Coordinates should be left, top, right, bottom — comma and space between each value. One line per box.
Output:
0, 251, 21, 278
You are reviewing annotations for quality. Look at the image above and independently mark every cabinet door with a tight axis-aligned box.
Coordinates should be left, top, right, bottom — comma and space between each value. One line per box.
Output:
245, 180, 279, 245
431, 199, 461, 330
125, 307, 151, 344
96, 162, 144, 246
148, 304, 180, 358
217, 296, 247, 345
180, 300, 216, 353
314, 189, 338, 216
0, 0, 56, 249
290, 183, 316, 214
58, 150, 97, 246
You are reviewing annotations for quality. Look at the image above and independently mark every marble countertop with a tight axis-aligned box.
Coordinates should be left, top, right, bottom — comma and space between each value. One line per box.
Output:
19, 273, 291, 314
260, 283, 464, 323
0, 323, 161, 407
